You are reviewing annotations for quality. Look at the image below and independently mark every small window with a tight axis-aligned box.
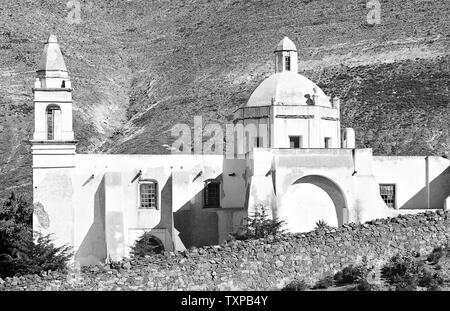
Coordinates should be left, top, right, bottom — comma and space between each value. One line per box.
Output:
285, 56, 291, 71
380, 184, 396, 208
324, 137, 332, 148
139, 181, 158, 209
204, 180, 220, 208
289, 136, 302, 148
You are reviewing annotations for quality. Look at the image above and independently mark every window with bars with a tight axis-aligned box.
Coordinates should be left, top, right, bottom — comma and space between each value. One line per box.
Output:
204, 181, 220, 208
379, 184, 396, 208
285, 56, 291, 71
139, 181, 158, 209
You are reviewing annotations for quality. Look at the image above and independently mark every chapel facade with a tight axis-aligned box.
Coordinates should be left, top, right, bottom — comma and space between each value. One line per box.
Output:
31, 35, 450, 265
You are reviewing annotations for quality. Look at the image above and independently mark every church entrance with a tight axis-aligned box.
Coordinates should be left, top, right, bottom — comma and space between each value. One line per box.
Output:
278, 175, 348, 233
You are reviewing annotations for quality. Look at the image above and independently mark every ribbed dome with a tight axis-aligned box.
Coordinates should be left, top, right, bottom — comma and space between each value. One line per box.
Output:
246, 72, 330, 107
38, 34, 67, 73
275, 36, 297, 52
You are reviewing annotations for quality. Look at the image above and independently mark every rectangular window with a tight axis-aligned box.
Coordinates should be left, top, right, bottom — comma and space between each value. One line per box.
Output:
204, 181, 220, 208
289, 136, 302, 148
324, 137, 332, 148
139, 181, 158, 209
379, 184, 396, 208
285, 56, 291, 71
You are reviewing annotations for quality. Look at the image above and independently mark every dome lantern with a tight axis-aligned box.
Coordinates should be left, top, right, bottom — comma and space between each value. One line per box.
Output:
274, 36, 298, 74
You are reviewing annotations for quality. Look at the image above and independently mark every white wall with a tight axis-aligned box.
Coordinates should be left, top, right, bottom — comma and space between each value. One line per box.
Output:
372, 156, 450, 209
33, 154, 247, 265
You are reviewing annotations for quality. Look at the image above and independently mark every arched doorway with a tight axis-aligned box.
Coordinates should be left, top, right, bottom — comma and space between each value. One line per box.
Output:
278, 175, 348, 233
131, 232, 165, 257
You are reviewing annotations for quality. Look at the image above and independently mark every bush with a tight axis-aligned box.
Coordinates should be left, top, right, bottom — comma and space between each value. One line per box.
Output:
334, 257, 373, 286
0, 193, 33, 257
417, 269, 444, 290
427, 246, 447, 264
0, 193, 72, 278
282, 279, 309, 291
381, 253, 443, 291
346, 279, 379, 291
315, 220, 331, 230
231, 205, 286, 241
0, 233, 72, 277
130, 232, 165, 257
313, 275, 334, 289
381, 254, 421, 290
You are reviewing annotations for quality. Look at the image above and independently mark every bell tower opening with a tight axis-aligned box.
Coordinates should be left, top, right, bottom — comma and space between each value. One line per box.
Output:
285, 56, 291, 71
274, 36, 298, 73
46, 105, 62, 140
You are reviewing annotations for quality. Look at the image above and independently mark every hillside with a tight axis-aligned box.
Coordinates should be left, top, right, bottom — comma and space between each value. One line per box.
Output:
0, 0, 448, 198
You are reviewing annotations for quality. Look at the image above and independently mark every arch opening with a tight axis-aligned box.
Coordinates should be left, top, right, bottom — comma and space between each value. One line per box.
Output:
131, 233, 165, 257
46, 104, 62, 140
279, 175, 348, 233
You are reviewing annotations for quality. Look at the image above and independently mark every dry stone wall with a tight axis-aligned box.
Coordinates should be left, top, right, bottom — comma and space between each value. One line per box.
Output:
1, 210, 449, 291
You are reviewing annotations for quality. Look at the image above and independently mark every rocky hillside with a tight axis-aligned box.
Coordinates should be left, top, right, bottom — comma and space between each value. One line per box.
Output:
0, 0, 448, 198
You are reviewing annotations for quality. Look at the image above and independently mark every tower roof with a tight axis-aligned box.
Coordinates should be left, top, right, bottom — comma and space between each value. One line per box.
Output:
38, 34, 67, 73
274, 36, 297, 52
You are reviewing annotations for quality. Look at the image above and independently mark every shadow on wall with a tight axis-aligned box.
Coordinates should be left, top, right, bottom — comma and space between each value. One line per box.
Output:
173, 175, 221, 248
402, 166, 450, 209
152, 174, 175, 251
75, 176, 107, 265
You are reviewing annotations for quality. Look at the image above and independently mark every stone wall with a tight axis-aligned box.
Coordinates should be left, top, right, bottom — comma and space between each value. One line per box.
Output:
1, 210, 449, 291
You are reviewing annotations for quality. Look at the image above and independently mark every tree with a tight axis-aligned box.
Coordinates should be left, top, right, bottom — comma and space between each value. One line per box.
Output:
0, 193, 72, 278
231, 204, 286, 240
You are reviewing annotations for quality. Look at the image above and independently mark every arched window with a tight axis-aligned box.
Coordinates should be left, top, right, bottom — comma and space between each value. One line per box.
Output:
139, 180, 158, 209
46, 105, 61, 140
204, 180, 220, 208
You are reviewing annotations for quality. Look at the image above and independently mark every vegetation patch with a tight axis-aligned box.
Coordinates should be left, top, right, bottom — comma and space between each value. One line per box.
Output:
0, 193, 72, 278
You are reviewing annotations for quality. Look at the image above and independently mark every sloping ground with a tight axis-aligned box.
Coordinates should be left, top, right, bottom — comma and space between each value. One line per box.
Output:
0, 0, 448, 198
0, 210, 449, 291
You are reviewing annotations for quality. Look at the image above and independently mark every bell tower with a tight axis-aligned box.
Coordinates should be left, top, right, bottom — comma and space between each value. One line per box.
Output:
274, 36, 298, 73
30, 34, 77, 168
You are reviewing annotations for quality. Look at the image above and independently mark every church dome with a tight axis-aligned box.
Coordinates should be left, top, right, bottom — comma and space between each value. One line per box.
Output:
246, 71, 330, 107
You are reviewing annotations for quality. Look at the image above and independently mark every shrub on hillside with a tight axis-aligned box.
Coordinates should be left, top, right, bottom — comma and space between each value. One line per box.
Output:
346, 278, 380, 291
130, 232, 165, 257
381, 253, 443, 291
0, 193, 72, 278
334, 257, 373, 285
312, 275, 334, 289
427, 245, 448, 264
334, 257, 374, 286
231, 205, 286, 241
282, 278, 309, 291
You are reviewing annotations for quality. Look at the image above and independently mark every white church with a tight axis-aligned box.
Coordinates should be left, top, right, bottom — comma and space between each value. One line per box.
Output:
31, 35, 450, 265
